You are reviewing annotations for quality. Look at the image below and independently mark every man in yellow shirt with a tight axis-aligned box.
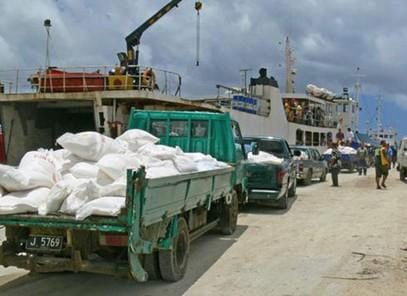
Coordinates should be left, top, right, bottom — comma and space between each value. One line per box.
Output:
375, 140, 389, 189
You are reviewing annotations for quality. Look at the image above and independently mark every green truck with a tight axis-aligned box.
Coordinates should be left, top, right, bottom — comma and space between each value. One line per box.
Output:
243, 136, 297, 209
0, 110, 247, 282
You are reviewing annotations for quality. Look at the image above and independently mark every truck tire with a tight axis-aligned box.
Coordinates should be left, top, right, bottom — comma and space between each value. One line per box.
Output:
276, 186, 289, 209
219, 191, 239, 235
143, 252, 161, 281
158, 217, 190, 282
288, 178, 296, 197
400, 169, 406, 181
304, 170, 312, 185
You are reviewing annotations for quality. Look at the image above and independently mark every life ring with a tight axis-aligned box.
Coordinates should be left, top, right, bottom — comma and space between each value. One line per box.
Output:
141, 68, 156, 89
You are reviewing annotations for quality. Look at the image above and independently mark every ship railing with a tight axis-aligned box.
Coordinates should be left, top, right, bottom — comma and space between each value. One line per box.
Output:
0, 65, 182, 96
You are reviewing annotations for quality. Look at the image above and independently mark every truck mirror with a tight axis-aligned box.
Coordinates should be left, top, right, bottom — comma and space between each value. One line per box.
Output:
251, 142, 259, 155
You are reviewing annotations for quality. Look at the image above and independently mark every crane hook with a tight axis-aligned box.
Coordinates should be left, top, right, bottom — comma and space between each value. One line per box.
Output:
195, 1, 202, 66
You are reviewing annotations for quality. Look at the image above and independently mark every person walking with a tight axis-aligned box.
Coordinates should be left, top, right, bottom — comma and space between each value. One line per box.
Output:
357, 143, 368, 175
375, 140, 390, 189
386, 143, 393, 170
330, 143, 341, 187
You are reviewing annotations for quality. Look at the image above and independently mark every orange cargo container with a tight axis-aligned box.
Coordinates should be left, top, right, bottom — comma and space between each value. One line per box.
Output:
30, 68, 106, 93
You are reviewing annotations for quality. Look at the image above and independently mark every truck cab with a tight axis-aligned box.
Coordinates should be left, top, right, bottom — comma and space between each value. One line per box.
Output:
243, 137, 297, 209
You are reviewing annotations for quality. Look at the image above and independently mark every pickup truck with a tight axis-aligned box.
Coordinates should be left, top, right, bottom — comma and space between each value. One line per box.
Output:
0, 110, 247, 282
243, 137, 297, 209
290, 145, 328, 185
397, 137, 407, 180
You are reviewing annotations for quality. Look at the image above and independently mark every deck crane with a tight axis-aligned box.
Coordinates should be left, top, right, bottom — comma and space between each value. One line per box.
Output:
120, 0, 182, 74
119, 0, 202, 74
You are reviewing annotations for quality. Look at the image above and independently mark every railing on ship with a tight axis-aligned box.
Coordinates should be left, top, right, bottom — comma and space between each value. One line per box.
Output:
0, 65, 182, 96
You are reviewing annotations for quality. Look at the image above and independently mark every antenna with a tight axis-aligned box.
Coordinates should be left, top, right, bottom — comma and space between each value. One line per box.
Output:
284, 36, 296, 93
376, 95, 383, 134
44, 19, 52, 68
352, 66, 365, 131
240, 68, 252, 95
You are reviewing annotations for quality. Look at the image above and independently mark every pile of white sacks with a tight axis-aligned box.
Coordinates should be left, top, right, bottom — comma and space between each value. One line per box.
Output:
323, 145, 357, 155
0, 130, 229, 220
247, 151, 283, 165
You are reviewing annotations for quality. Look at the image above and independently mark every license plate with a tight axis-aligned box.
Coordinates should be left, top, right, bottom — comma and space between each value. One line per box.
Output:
26, 235, 64, 251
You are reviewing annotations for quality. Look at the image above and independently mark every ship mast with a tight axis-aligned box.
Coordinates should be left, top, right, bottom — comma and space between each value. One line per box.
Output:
285, 37, 296, 93
353, 66, 364, 132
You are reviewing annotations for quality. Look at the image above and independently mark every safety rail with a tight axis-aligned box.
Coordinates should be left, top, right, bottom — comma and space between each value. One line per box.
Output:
0, 65, 182, 96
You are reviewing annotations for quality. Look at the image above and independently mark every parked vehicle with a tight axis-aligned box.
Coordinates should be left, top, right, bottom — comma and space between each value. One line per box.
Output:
0, 110, 247, 282
243, 137, 297, 209
290, 145, 328, 185
397, 137, 407, 180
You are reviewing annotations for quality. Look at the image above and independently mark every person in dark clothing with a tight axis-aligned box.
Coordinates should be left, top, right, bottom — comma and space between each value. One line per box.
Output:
330, 143, 341, 186
391, 146, 397, 168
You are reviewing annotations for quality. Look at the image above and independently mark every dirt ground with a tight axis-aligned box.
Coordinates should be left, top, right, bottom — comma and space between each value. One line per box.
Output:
1, 168, 407, 296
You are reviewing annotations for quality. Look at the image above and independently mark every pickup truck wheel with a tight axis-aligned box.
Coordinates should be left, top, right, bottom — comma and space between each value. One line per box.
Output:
276, 186, 289, 209
400, 169, 406, 181
304, 170, 312, 185
219, 191, 239, 235
143, 252, 161, 281
288, 178, 296, 197
159, 217, 190, 282
320, 169, 327, 182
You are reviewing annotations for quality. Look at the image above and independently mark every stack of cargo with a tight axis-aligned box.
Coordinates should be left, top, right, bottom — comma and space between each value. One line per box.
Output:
0, 130, 229, 220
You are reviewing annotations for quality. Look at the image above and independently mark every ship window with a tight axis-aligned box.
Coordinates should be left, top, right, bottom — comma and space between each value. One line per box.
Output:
313, 132, 319, 146
343, 104, 348, 112
384, 134, 388, 139
320, 133, 326, 146
296, 129, 304, 145
305, 131, 312, 146
170, 120, 188, 137
192, 120, 208, 137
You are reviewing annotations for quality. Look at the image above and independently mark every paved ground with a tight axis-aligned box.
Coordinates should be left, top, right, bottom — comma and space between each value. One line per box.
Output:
1, 168, 407, 295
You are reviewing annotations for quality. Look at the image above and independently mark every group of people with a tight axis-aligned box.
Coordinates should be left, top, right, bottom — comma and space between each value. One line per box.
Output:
329, 138, 398, 190
284, 100, 326, 127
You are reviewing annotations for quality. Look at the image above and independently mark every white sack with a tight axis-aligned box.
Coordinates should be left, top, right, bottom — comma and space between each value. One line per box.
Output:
172, 155, 198, 172
146, 160, 180, 178
69, 162, 99, 179
100, 176, 126, 197
137, 144, 183, 160
59, 180, 100, 215
97, 153, 140, 180
52, 149, 82, 173
115, 129, 159, 152
0, 188, 50, 215
38, 182, 71, 216
248, 151, 284, 165
75, 197, 126, 221
56, 132, 125, 161
0, 165, 30, 192
95, 170, 115, 186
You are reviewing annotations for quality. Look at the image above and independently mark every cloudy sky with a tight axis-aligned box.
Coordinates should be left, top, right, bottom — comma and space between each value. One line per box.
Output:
0, 0, 406, 138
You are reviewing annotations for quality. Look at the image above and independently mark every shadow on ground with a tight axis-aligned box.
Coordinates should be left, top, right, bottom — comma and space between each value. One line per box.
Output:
0, 225, 248, 296
240, 194, 298, 215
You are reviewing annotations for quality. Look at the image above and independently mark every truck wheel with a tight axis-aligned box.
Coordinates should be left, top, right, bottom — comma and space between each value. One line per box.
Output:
159, 217, 190, 282
304, 170, 312, 185
276, 186, 288, 209
320, 169, 327, 182
288, 178, 296, 197
400, 169, 406, 181
143, 252, 161, 281
219, 191, 239, 235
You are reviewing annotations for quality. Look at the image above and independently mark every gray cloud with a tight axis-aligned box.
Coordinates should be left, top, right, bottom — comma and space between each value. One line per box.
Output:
1, 0, 407, 108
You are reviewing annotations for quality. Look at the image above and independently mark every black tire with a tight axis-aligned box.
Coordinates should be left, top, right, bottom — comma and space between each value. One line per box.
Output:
400, 169, 406, 181
219, 191, 239, 235
276, 185, 288, 209
158, 217, 190, 282
143, 252, 161, 281
288, 178, 296, 197
320, 169, 327, 182
304, 169, 312, 185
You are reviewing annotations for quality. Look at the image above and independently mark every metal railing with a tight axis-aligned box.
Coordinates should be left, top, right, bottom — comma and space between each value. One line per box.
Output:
0, 65, 182, 96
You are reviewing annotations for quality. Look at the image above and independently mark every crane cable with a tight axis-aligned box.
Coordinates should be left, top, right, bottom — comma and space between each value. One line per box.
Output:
195, 1, 202, 66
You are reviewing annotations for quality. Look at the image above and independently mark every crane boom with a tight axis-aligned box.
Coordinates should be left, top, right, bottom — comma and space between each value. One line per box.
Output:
125, 0, 183, 67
